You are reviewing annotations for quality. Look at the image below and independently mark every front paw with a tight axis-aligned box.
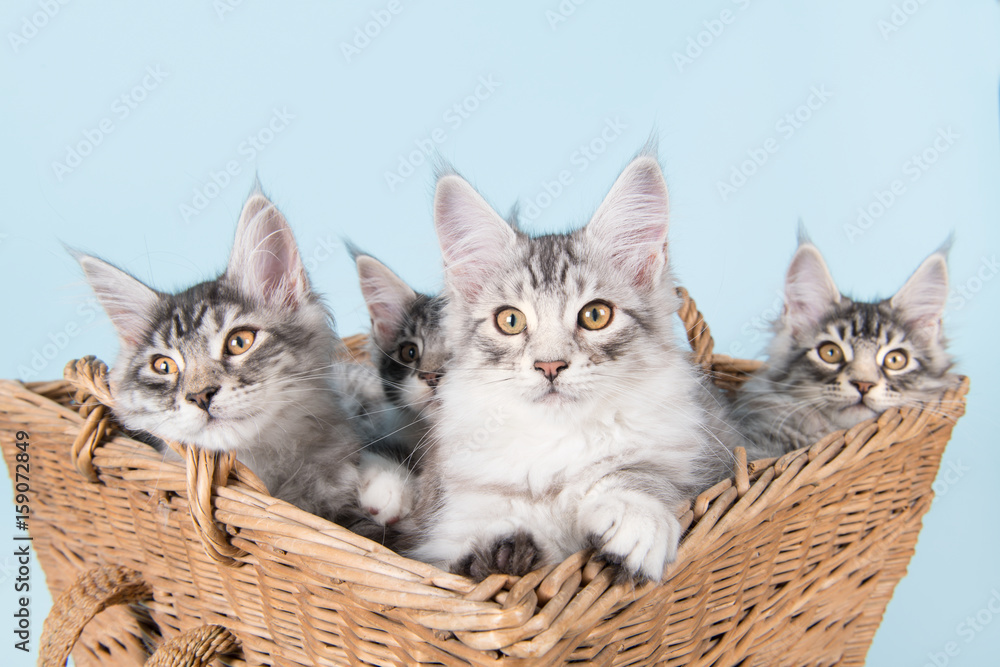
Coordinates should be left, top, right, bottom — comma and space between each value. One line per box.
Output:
455, 531, 542, 581
358, 467, 413, 526
579, 495, 680, 583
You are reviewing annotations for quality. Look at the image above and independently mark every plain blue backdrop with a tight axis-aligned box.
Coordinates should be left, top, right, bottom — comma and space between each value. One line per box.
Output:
2, 1, 998, 664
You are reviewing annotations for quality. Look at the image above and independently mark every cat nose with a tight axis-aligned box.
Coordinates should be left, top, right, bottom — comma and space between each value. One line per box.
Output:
418, 371, 442, 388
185, 386, 220, 411
533, 360, 568, 381
852, 381, 875, 396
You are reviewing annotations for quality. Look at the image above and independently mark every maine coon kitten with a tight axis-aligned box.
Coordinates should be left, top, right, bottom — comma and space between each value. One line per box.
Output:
730, 238, 955, 460
403, 154, 736, 582
75, 191, 385, 534
337, 252, 448, 525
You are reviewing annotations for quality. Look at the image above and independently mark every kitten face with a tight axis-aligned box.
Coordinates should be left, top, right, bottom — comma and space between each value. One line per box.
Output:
762, 240, 953, 431
77, 192, 336, 452
433, 156, 677, 414
356, 254, 447, 415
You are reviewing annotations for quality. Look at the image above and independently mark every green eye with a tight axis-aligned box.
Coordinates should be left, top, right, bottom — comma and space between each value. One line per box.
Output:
579, 300, 613, 330
496, 308, 527, 335
817, 342, 844, 364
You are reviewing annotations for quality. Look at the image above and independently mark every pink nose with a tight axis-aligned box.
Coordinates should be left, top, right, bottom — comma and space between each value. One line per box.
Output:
852, 381, 874, 395
533, 360, 567, 381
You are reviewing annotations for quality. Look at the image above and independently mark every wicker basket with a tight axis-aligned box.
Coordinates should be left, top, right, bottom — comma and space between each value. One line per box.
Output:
1, 288, 968, 667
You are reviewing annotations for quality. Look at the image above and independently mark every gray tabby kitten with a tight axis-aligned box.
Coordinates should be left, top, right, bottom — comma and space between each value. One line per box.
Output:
403, 154, 736, 582
76, 191, 382, 534
730, 237, 955, 460
335, 253, 448, 525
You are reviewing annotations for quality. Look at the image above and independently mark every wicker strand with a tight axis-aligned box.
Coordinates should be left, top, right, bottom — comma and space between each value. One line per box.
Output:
144, 625, 240, 667
37, 565, 150, 667
64, 357, 116, 482
182, 445, 247, 566
675, 287, 715, 370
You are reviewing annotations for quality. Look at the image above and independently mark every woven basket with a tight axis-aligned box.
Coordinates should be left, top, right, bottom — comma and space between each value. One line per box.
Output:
1, 288, 968, 667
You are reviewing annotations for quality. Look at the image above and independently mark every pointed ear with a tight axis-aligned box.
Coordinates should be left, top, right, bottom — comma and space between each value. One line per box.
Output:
890, 249, 949, 338
356, 255, 417, 349
783, 243, 841, 335
433, 174, 516, 301
226, 192, 309, 308
75, 252, 159, 347
584, 155, 670, 287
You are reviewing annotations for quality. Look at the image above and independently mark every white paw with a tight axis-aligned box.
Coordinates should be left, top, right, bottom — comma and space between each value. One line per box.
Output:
578, 493, 680, 582
358, 466, 413, 526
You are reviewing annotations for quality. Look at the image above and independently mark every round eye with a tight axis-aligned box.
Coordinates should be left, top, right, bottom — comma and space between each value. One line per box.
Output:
817, 342, 844, 364
151, 356, 178, 375
883, 349, 909, 371
578, 300, 613, 331
399, 342, 420, 363
496, 308, 527, 335
226, 329, 256, 356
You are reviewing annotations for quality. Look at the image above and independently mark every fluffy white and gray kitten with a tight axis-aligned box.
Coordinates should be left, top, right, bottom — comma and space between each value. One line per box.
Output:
334, 252, 448, 526
75, 191, 388, 537
730, 237, 955, 460
402, 155, 736, 582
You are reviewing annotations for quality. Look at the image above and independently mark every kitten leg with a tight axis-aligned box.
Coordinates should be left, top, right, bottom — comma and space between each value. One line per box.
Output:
357, 451, 414, 526
455, 531, 542, 581
578, 488, 680, 583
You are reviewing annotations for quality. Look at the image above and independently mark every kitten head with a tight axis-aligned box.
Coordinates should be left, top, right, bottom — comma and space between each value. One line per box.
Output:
432, 154, 682, 412
354, 252, 446, 414
766, 238, 953, 429
77, 191, 336, 451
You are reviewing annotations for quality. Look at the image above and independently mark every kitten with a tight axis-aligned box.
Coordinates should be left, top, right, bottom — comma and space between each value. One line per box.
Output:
402, 154, 736, 582
730, 236, 955, 460
338, 252, 448, 525
75, 190, 383, 535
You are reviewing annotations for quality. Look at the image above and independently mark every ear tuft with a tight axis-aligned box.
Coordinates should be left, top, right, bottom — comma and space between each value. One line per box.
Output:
890, 247, 949, 338
226, 192, 309, 308
355, 255, 418, 349
74, 252, 159, 347
433, 174, 516, 301
783, 242, 841, 335
585, 155, 670, 287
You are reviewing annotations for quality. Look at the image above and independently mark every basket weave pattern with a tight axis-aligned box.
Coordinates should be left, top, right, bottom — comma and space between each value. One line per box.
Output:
1, 288, 968, 666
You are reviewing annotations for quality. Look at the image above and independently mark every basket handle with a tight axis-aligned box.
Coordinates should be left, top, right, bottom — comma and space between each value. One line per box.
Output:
676, 286, 716, 370
144, 624, 239, 667
38, 565, 151, 667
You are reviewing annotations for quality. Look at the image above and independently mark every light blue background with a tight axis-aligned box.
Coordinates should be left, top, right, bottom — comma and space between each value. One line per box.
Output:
2, 1, 998, 664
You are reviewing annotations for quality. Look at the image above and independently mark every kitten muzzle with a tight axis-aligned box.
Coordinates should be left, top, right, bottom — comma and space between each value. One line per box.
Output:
185, 386, 220, 412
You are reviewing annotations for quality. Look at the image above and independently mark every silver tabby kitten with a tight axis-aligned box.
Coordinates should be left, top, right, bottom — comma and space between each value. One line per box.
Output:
76, 191, 378, 533
403, 154, 736, 582
730, 236, 955, 460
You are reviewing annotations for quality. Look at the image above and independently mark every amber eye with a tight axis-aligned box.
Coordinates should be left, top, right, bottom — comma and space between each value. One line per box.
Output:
496, 308, 527, 335
399, 342, 420, 363
817, 342, 844, 364
151, 356, 178, 375
226, 329, 256, 356
578, 300, 613, 331
883, 349, 909, 371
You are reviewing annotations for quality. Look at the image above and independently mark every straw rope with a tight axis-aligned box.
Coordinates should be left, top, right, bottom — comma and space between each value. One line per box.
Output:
144, 624, 239, 667
38, 565, 150, 667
